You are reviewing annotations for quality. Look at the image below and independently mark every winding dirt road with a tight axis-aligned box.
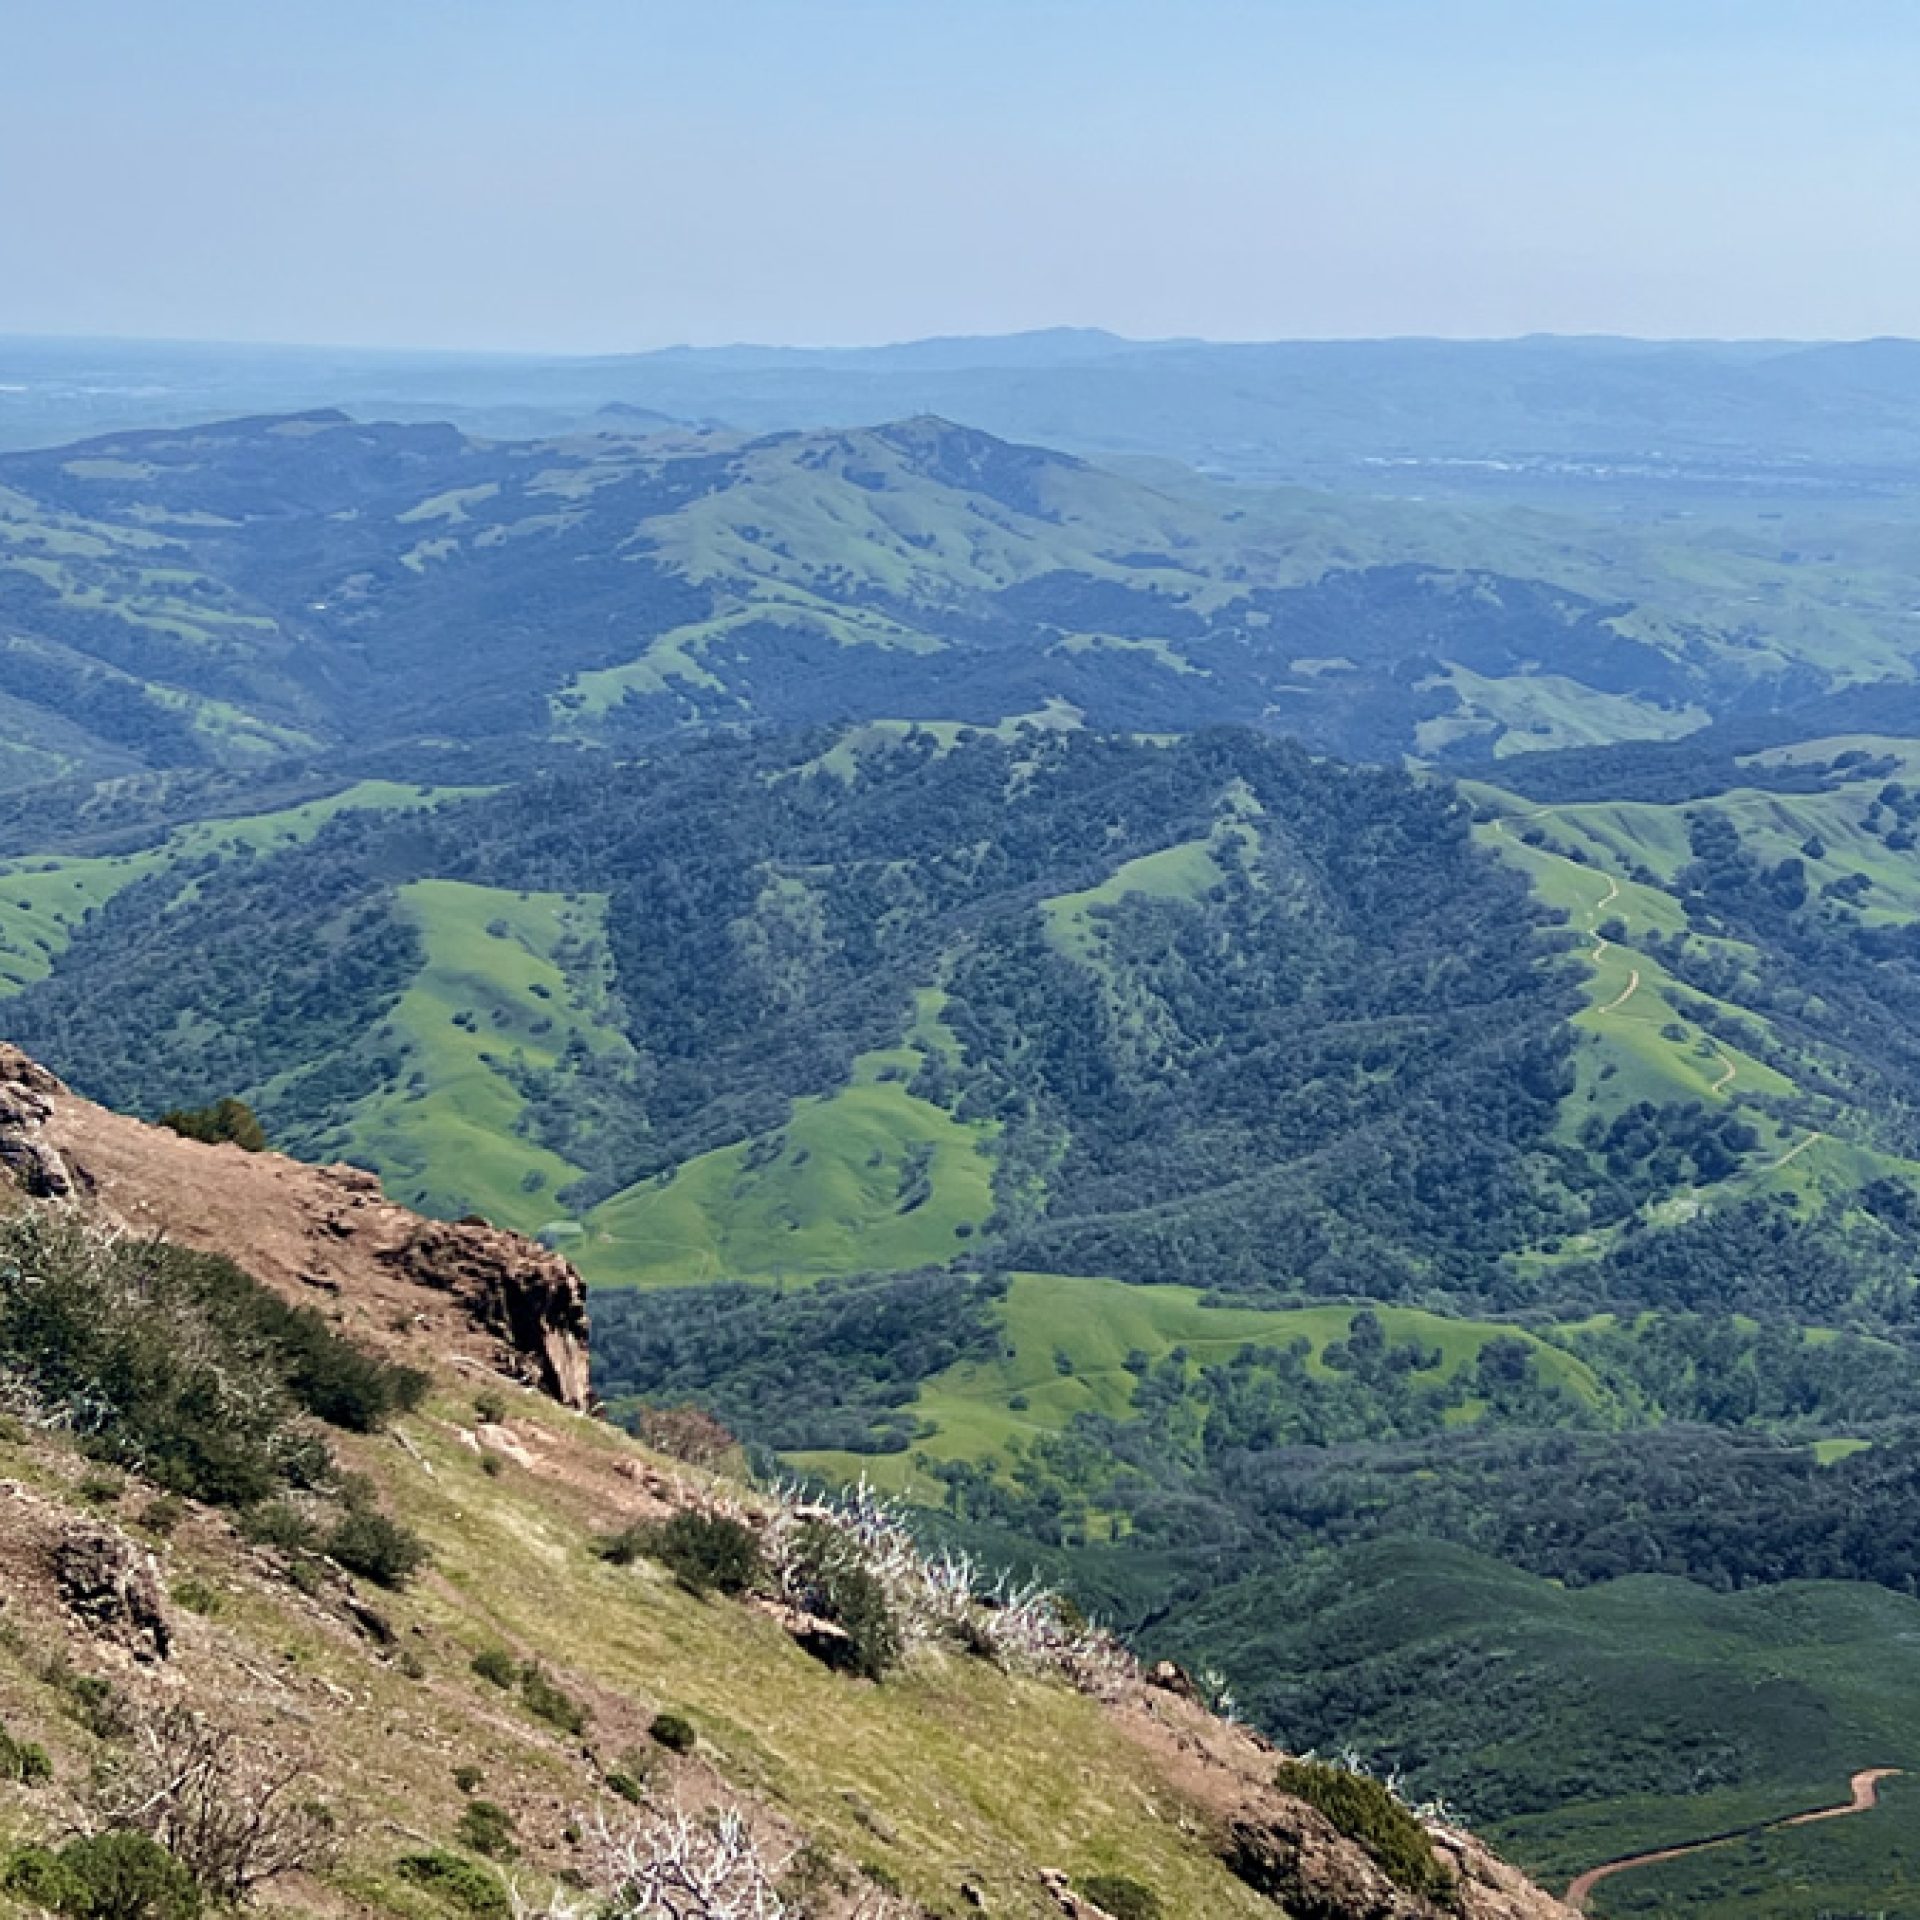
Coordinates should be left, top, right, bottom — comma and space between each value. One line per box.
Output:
1565, 1769, 1903, 1912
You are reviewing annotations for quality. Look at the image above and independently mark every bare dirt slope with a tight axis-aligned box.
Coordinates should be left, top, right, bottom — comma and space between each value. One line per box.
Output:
0, 1044, 590, 1406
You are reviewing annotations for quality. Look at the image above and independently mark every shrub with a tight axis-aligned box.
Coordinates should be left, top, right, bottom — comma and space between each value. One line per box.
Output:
517, 1663, 589, 1737
2, 1845, 85, 1913
0, 1217, 420, 1513
90, 1702, 335, 1902
452, 1763, 484, 1795
647, 1712, 696, 1754
604, 1768, 647, 1805
397, 1850, 510, 1920
239, 1501, 319, 1553
592, 1523, 648, 1567
632, 1403, 737, 1468
58, 1832, 203, 1920
453, 1800, 517, 1861
784, 1521, 900, 1681
169, 1578, 221, 1617
470, 1646, 516, 1689
77, 1469, 125, 1506
324, 1508, 429, 1589
1075, 1874, 1163, 1920
1271, 1759, 1454, 1906
473, 1390, 508, 1425
158, 1098, 268, 1154
0, 1724, 52, 1785
643, 1510, 766, 1597
139, 1495, 187, 1537
40, 1654, 129, 1739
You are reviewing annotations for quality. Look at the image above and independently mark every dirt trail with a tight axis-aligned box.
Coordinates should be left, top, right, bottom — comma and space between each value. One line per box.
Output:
1580, 872, 1644, 1017
1768, 1128, 1825, 1172
1595, 968, 1640, 1016
1565, 1769, 1902, 1912
1709, 1051, 1738, 1097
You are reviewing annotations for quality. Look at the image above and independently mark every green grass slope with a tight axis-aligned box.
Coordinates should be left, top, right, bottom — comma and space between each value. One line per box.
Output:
793, 1273, 1614, 1496
576, 1001, 996, 1287
0, 780, 479, 993
332, 880, 636, 1237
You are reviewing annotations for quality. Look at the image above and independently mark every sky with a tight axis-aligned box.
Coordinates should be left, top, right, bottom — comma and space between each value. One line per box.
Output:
4, 0, 1920, 353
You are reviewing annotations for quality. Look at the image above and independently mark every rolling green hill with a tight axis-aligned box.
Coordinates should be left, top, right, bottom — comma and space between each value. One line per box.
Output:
7, 410, 1920, 786
12, 399, 1920, 1917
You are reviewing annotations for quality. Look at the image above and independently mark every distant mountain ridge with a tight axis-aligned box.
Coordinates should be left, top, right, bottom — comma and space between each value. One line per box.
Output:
15, 331, 1920, 490
3, 407, 1915, 791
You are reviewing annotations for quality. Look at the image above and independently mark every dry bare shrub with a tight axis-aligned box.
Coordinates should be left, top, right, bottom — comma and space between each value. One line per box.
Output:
511, 1797, 917, 1920
749, 1480, 1137, 1697
90, 1701, 336, 1901
632, 1405, 739, 1471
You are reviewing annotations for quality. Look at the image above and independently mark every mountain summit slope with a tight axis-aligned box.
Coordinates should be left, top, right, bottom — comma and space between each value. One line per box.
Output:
0, 1043, 1573, 1920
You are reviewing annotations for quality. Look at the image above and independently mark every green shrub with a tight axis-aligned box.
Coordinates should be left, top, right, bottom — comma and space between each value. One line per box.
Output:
786, 1522, 901, 1681
39, 1654, 129, 1739
2, 1845, 85, 1914
58, 1832, 203, 1920
139, 1495, 187, 1537
604, 1768, 647, 1804
592, 1523, 648, 1567
158, 1097, 268, 1153
77, 1469, 125, 1506
517, 1663, 588, 1737
397, 1850, 510, 1920
452, 1763, 484, 1795
1075, 1874, 1163, 1920
169, 1578, 221, 1617
453, 1800, 517, 1861
324, 1508, 429, 1589
0, 1217, 420, 1512
643, 1510, 765, 1597
647, 1712, 696, 1754
1271, 1759, 1454, 1906
238, 1501, 319, 1553
470, 1647, 516, 1689
473, 1390, 508, 1425
0, 1725, 51, 1786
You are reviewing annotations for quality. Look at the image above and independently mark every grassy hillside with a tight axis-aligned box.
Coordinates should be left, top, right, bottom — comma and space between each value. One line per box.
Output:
7, 411, 1920, 782
333, 879, 636, 1237
0, 1181, 1348, 1920
790, 1275, 1614, 1497
0, 779, 481, 993
1161, 1536, 1920, 1901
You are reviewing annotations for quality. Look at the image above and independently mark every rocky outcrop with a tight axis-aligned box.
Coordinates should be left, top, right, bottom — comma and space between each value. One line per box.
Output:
55, 1525, 170, 1661
0, 1045, 592, 1411
381, 1216, 592, 1410
1221, 1797, 1575, 1920
0, 1049, 82, 1197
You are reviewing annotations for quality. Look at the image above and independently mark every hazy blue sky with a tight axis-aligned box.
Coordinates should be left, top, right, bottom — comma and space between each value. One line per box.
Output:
5, 0, 1919, 351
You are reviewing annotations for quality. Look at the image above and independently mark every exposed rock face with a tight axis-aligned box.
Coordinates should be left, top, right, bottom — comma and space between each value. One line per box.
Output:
0, 1050, 82, 1197
55, 1525, 170, 1661
1219, 1795, 1577, 1920
382, 1217, 592, 1410
0, 1045, 592, 1410
1226, 1800, 1443, 1919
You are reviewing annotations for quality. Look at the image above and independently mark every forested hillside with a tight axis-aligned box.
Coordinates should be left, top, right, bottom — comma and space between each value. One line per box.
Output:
9, 406, 1920, 1914
6, 410, 1920, 787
